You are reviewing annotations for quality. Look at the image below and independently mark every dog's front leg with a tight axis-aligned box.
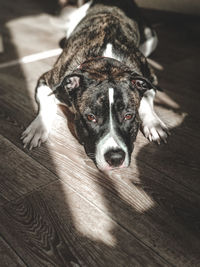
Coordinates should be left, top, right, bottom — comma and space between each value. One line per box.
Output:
139, 89, 169, 144
21, 83, 57, 150
128, 51, 169, 143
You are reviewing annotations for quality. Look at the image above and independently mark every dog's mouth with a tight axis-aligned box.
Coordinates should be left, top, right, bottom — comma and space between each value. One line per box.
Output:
77, 127, 131, 171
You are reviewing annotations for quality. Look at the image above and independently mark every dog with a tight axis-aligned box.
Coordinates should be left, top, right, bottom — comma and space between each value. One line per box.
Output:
21, 0, 169, 171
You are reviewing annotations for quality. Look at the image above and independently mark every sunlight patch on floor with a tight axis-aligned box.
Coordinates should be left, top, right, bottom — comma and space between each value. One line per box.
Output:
61, 182, 116, 246
109, 167, 155, 213
46, 119, 117, 247
3, 13, 188, 247
0, 48, 62, 69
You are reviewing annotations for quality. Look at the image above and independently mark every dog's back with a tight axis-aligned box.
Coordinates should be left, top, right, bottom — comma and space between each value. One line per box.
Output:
55, 0, 154, 84
67, 0, 141, 49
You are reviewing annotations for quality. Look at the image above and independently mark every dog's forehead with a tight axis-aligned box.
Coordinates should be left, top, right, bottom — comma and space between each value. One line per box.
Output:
79, 80, 139, 114
79, 83, 109, 113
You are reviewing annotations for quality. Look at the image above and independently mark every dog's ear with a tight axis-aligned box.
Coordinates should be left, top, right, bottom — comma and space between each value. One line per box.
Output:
50, 75, 82, 107
131, 76, 162, 95
52, 75, 81, 94
61, 75, 81, 92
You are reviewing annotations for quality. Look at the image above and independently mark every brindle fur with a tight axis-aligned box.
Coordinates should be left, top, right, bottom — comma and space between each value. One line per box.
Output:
34, 0, 160, 167
51, 56, 152, 163
38, 0, 157, 90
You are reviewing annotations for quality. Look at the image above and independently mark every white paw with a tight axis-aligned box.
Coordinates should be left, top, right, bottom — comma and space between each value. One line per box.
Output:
21, 115, 49, 150
141, 114, 169, 144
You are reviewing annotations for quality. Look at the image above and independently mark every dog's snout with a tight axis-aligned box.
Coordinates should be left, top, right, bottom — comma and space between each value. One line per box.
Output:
104, 149, 125, 167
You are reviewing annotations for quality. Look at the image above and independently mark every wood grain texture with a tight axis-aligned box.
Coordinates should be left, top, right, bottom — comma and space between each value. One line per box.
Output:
0, 134, 58, 205
0, 181, 169, 267
0, 0, 200, 266
0, 1, 63, 62
1, 95, 200, 265
0, 236, 26, 267
0, 193, 79, 267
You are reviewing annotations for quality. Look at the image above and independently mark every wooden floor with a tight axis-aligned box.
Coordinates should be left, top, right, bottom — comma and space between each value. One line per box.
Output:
0, 1, 200, 266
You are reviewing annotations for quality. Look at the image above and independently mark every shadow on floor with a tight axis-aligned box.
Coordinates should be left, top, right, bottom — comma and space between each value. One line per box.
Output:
0, 1, 200, 266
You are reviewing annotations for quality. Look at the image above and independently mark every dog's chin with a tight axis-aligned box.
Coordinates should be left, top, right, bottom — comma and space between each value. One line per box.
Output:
96, 163, 130, 173
95, 157, 131, 172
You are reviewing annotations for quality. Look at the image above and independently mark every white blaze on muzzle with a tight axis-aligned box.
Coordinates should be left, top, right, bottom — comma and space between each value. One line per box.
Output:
95, 88, 129, 170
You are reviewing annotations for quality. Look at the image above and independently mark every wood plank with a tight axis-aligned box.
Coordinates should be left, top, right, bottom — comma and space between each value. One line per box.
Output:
1, 86, 199, 194
134, 131, 200, 195
0, 180, 169, 267
0, 2, 200, 266
0, 68, 200, 265
40, 132, 200, 266
0, 134, 58, 205
0, 236, 26, 267
153, 20, 200, 67
0, 1, 63, 62
0, 64, 199, 195
1, 109, 200, 265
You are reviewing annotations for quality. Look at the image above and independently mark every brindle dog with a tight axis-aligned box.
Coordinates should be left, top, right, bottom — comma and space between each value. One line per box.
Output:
21, 0, 168, 171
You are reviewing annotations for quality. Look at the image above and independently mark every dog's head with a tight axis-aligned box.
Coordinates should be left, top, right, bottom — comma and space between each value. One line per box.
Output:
54, 57, 158, 171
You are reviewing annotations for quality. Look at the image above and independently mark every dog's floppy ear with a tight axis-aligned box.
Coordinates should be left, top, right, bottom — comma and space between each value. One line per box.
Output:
131, 76, 162, 95
51, 75, 82, 95
60, 75, 81, 92
49, 75, 82, 107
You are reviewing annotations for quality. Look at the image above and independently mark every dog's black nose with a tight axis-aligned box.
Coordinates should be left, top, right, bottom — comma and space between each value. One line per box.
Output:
104, 149, 125, 167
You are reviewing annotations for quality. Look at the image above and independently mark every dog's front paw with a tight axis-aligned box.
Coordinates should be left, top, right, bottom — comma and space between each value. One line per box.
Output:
141, 113, 169, 144
21, 115, 49, 150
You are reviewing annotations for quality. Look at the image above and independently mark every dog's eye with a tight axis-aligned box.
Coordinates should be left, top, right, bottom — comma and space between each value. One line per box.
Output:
87, 114, 97, 123
124, 113, 133, 121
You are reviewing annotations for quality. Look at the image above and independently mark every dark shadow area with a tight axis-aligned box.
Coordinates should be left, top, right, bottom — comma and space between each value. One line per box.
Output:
0, 0, 83, 266
0, 1, 200, 266
135, 13, 200, 260
59, 9, 200, 265
59, 11, 200, 264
